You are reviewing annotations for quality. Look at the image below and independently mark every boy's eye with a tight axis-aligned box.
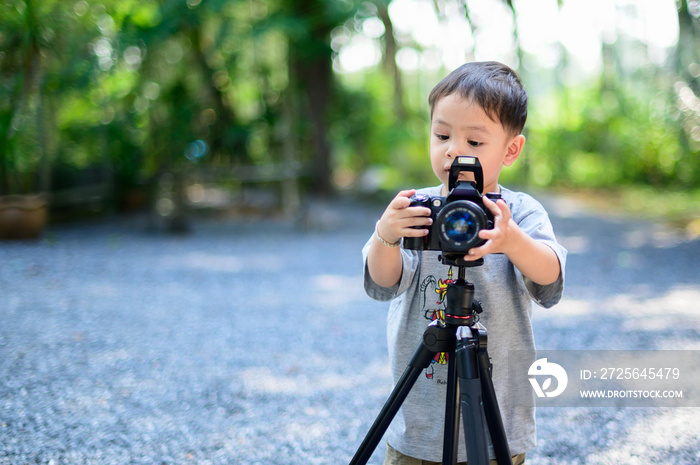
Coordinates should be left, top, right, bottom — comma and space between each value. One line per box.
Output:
435, 134, 449, 141
468, 140, 482, 147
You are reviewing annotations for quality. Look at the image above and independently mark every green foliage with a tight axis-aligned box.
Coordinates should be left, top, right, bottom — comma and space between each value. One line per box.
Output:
0, 0, 101, 193
502, 80, 700, 190
330, 70, 700, 196
330, 70, 432, 189
1, 0, 698, 204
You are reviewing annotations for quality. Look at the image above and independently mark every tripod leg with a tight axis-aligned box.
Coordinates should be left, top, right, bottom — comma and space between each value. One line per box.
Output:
455, 327, 489, 465
478, 348, 512, 465
349, 336, 437, 465
441, 350, 460, 465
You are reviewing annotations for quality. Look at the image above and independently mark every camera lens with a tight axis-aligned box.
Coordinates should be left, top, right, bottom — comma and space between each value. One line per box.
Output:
436, 201, 486, 252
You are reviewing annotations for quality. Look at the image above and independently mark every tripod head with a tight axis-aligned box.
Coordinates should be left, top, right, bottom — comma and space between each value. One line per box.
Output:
443, 263, 483, 327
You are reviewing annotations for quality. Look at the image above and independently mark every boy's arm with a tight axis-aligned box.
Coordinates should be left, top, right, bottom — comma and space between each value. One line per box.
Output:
367, 189, 432, 288
464, 196, 561, 285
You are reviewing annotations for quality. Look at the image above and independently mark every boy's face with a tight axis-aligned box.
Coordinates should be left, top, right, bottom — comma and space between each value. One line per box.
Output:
430, 93, 525, 195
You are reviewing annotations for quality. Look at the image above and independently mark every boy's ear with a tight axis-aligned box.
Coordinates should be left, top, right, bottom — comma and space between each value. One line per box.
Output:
503, 134, 526, 167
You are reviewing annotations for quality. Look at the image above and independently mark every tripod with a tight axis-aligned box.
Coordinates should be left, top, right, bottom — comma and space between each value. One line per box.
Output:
350, 256, 512, 465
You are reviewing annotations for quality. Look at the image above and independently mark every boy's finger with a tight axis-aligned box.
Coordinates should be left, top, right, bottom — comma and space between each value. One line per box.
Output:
407, 206, 432, 217
407, 212, 433, 225
483, 195, 502, 217
464, 249, 483, 261
402, 228, 430, 237
464, 242, 489, 261
392, 189, 418, 208
495, 199, 511, 220
478, 228, 495, 240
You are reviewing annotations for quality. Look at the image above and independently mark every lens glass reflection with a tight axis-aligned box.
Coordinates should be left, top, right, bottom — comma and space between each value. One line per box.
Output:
444, 210, 477, 244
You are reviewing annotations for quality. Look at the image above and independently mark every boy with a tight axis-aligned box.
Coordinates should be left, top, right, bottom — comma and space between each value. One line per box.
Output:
362, 61, 566, 464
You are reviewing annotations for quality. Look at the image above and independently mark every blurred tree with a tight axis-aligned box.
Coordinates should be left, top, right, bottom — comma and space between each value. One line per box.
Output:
674, 0, 700, 185
2, 0, 697, 209
1, 0, 57, 194
374, 0, 405, 121
0, 0, 44, 194
279, 0, 356, 194
676, 0, 700, 95
118, 0, 251, 172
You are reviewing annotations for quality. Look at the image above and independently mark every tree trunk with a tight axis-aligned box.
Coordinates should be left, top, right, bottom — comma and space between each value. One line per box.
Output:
676, 0, 700, 95
286, 0, 336, 195
293, 54, 333, 195
188, 24, 248, 161
376, 0, 405, 121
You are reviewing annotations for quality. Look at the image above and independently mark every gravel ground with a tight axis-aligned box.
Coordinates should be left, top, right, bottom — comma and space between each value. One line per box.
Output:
1, 193, 699, 465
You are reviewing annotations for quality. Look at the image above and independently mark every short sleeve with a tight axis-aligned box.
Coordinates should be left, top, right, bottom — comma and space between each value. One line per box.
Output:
362, 235, 421, 302
505, 189, 567, 308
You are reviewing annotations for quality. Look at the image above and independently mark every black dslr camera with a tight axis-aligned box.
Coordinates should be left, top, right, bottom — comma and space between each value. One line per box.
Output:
403, 156, 500, 265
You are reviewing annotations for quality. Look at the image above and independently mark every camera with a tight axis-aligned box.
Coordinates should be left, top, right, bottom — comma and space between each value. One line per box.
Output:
403, 156, 500, 257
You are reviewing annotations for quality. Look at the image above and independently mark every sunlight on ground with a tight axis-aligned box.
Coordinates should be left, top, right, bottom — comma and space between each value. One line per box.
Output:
586, 409, 700, 465
538, 286, 700, 320
240, 361, 391, 397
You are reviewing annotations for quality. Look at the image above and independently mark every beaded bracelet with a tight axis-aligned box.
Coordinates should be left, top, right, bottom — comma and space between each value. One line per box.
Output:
375, 221, 401, 248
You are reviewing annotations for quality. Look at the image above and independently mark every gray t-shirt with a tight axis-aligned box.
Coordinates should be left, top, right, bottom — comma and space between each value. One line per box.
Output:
362, 185, 567, 462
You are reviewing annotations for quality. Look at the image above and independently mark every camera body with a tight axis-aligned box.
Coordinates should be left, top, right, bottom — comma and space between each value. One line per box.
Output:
404, 156, 500, 254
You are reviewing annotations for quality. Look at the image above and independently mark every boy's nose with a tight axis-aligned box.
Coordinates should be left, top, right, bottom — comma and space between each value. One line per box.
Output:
446, 145, 466, 158
446, 140, 472, 158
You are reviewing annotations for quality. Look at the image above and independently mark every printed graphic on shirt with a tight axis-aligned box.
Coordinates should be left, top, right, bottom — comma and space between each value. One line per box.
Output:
418, 266, 455, 381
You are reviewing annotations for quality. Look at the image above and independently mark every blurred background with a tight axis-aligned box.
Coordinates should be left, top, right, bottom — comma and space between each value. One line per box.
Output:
1, 0, 699, 236
2, 2, 700, 463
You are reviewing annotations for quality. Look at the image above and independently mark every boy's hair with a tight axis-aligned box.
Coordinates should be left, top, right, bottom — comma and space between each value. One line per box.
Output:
428, 61, 528, 135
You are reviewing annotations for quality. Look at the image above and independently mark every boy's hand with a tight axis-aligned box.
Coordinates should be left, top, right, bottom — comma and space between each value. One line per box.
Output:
464, 195, 516, 261
465, 195, 562, 285
376, 189, 433, 245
